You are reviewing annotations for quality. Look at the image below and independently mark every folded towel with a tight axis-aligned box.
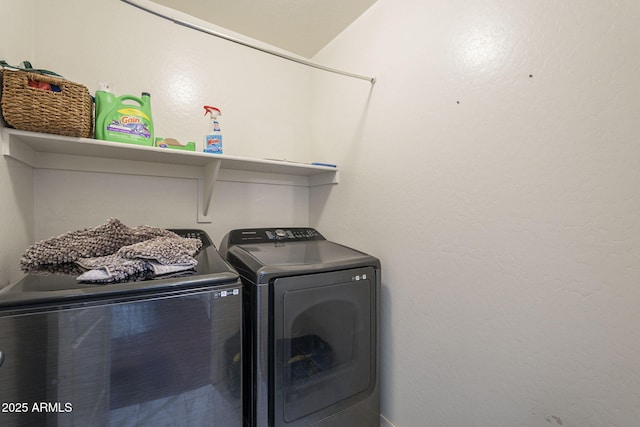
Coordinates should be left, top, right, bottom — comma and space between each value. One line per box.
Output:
75, 254, 147, 283
20, 218, 178, 270
117, 236, 202, 265
20, 219, 202, 284
76, 236, 202, 283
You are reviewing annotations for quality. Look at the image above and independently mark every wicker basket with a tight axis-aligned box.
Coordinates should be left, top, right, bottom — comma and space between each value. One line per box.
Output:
1, 69, 93, 138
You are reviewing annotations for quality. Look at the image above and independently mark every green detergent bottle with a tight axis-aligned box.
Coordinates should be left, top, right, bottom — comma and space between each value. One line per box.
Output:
95, 83, 154, 146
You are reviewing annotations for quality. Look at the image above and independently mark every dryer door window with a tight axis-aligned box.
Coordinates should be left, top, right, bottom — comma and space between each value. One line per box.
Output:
273, 267, 375, 425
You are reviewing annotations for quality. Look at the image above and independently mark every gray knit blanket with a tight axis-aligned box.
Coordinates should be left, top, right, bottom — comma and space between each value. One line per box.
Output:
20, 218, 202, 283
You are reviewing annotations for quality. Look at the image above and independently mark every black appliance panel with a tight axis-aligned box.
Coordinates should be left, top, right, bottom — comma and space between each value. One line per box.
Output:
0, 229, 243, 426
0, 285, 242, 426
273, 267, 376, 424
225, 228, 325, 245
221, 227, 380, 427
238, 240, 371, 269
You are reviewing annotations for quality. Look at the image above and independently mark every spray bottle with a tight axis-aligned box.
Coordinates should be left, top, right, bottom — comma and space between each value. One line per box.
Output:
203, 106, 222, 154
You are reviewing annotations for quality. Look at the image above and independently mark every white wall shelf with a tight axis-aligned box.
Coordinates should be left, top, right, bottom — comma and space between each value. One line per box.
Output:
1, 128, 338, 223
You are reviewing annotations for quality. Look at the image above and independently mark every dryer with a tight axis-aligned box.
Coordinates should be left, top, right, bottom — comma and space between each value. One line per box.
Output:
220, 227, 380, 427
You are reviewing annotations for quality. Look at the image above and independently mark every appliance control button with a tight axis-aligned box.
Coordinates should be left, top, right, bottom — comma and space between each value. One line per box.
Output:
275, 229, 287, 239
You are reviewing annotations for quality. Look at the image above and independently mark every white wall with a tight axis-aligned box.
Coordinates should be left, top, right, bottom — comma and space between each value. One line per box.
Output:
0, 0, 35, 285
5, 0, 640, 425
0, 0, 315, 249
311, 0, 640, 426
33, 0, 313, 161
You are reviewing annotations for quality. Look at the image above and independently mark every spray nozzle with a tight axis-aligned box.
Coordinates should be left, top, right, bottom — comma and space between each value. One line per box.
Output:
204, 105, 221, 118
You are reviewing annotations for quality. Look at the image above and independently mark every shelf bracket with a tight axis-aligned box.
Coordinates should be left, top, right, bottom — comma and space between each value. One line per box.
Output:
2, 130, 36, 166
197, 159, 222, 223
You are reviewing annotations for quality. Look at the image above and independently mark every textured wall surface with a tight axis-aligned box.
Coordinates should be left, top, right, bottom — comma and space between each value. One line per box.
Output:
310, 0, 640, 426
0, 0, 314, 254
0, 0, 35, 285
31, 0, 314, 161
3, 0, 640, 425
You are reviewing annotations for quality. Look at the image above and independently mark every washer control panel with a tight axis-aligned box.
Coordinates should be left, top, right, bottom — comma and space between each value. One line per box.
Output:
169, 229, 213, 246
227, 227, 325, 244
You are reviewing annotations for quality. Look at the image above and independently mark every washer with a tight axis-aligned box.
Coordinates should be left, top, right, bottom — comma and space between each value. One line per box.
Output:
0, 229, 242, 427
220, 227, 380, 427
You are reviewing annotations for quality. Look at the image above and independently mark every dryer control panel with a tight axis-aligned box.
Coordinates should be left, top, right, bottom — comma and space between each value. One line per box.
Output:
226, 227, 325, 244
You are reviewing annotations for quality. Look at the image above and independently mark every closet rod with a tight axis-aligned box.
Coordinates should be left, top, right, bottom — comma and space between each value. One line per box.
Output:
121, 0, 376, 84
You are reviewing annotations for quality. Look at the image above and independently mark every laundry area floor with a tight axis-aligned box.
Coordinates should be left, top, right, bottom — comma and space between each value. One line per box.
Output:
109, 384, 239, 427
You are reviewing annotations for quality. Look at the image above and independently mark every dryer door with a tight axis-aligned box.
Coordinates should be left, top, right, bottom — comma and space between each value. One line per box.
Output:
272, 267, 376, 426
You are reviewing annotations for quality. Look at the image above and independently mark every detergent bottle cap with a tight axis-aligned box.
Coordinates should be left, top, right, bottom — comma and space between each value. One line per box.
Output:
204, 105, 221, 117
